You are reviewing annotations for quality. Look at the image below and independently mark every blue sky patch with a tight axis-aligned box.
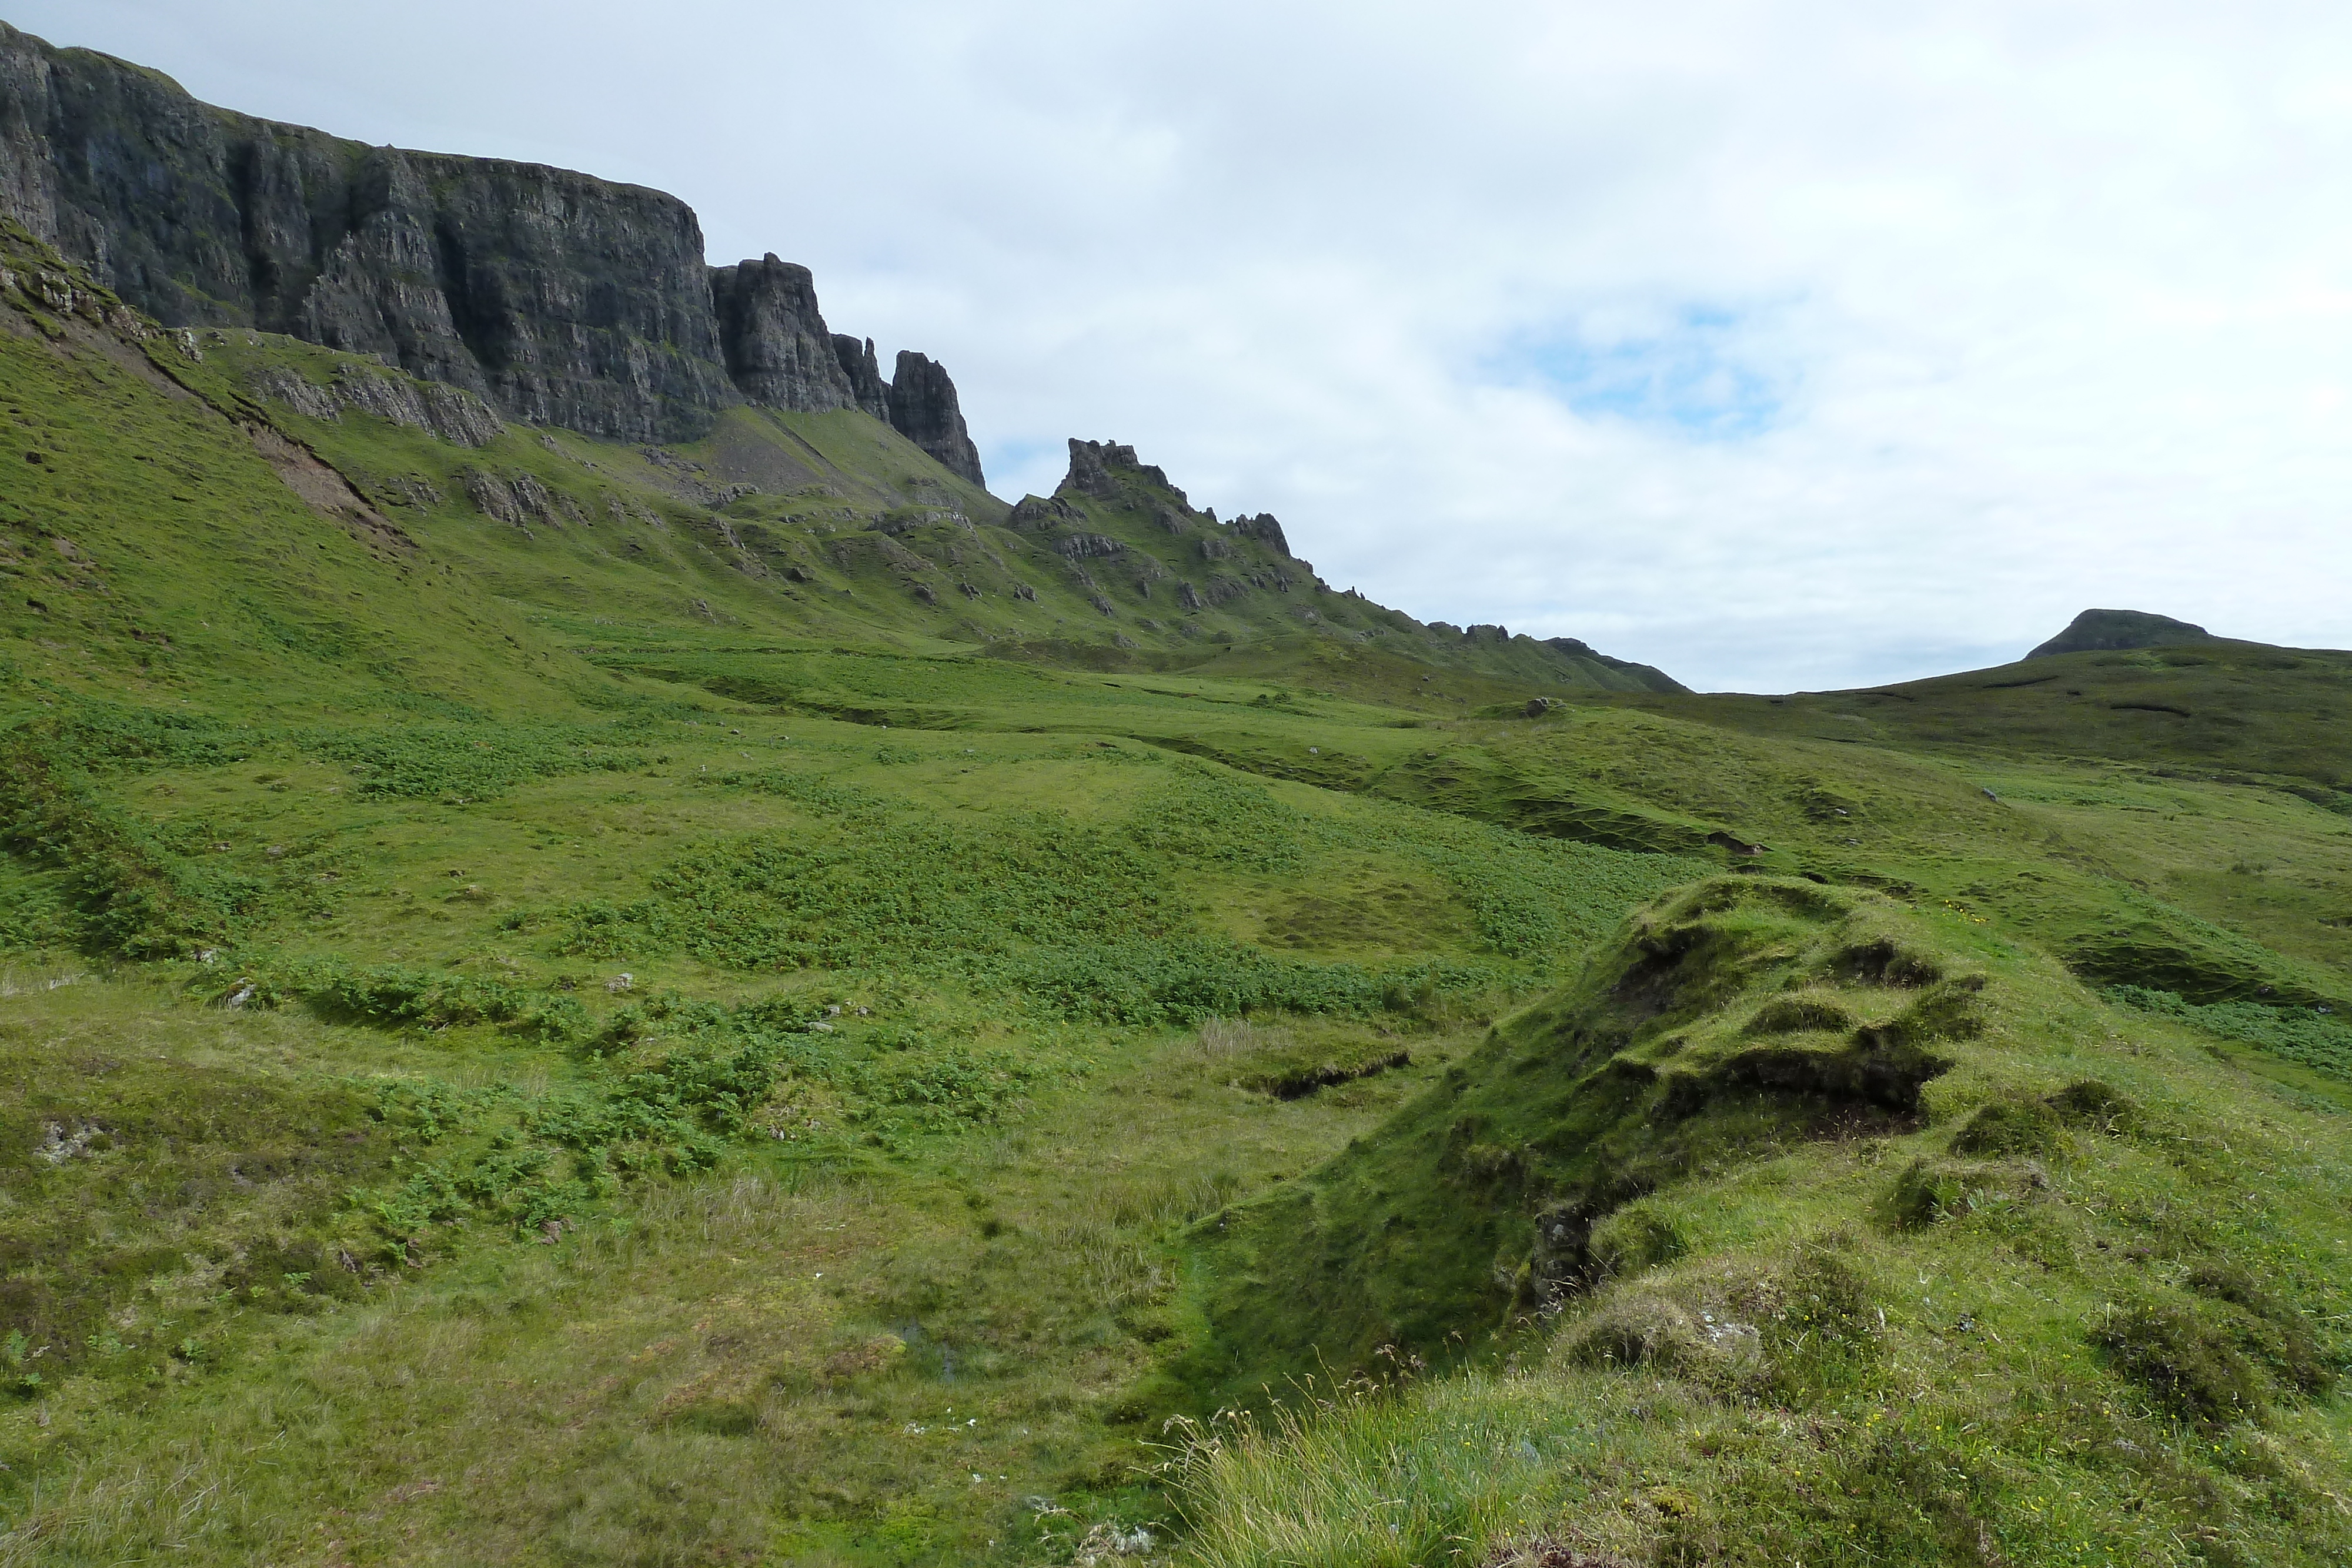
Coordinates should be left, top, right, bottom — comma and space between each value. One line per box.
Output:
1492, 306, 1792, 439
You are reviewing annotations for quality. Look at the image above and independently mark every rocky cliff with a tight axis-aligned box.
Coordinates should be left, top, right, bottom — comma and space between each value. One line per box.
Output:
0, 20, 983, 470
711, 254, 857, 414
886, 351, 984, 484
831, 334, 892, 422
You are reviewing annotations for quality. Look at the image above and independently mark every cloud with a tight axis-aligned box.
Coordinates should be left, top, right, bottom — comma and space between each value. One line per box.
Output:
19, 0, 2352, 690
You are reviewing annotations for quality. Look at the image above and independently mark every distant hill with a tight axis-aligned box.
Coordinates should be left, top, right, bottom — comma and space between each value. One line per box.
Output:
1583, 624, 2351, 801
2027, 607, 2217, 658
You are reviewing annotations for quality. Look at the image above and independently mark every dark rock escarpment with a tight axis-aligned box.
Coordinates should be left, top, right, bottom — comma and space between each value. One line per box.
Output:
1061, 439, 1133, 500
1057, 439, 1188, 506
0, 22, 730, 440
713, 255, 857, 413
1232, 513, 1291, 557
0, 21, 990, 467
832, 334, 892, 422
887, 351, 984, 485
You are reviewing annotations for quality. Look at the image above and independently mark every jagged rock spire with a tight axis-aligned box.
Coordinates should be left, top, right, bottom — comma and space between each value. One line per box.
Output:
887, 351, 985, 486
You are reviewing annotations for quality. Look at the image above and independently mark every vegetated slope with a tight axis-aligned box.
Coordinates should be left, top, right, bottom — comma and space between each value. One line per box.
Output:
0, 228, 596, 718
0, 223, 1719, 1564
0, 218, 1672, 706
1174, 877, 2352, 1567
3, 217, 2351, 1568
1028, 676, 2352, 1017
0, 721, 1703, 1564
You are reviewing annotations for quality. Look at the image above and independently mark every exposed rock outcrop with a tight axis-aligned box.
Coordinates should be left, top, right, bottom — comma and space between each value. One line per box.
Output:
1054, 533, 1127, 561
0, 23, 733, 441
831, 334, 891, 421
1232, 513, 1291, 556
253, 365, 505, 446
713, 255, 857, 412
463, 467, 574, 529
1057, 438, 1185, 504
886, 351, 985, 486
1061, 439, 1131, 500
1007, 494, 1081, 529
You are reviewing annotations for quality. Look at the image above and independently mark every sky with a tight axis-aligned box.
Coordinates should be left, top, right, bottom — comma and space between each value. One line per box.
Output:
14, 1, 2352, 691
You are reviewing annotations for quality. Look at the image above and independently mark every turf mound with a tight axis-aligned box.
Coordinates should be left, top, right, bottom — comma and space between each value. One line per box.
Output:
1170, 879, 2352, 1567
1180, 876, 1996, 1401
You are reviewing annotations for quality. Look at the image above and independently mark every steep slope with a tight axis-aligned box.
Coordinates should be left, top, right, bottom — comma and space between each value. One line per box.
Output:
0, 21, 1692, 694
0, 220, 598, 716
980, 439, 1684, 691
0, 217, 1665, 726
1185, 877, 1990, 1392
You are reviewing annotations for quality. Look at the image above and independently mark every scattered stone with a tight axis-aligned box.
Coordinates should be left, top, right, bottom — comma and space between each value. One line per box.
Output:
1071, 1523, 1156, 1564
34, 1119, 108, 1165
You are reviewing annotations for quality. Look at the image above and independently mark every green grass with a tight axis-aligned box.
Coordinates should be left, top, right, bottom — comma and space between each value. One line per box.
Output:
1170, 882, 2352, 1567
2, 220, 2350, 1567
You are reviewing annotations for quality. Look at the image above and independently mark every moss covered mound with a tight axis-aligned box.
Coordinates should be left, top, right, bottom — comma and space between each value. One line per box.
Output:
1182, 877, 1998, 1400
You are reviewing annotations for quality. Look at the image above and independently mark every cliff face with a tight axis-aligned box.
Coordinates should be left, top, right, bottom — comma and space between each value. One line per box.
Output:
0, 21, 984, 467
0, 23, 730, 440
887, 350, 984, 484
712, 255, 857, 413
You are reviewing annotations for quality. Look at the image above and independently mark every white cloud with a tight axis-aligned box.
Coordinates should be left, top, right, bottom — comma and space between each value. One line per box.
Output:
21, 0, 2352, 689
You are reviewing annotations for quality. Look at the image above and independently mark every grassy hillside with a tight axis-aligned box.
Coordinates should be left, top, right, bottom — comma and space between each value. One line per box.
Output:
1597, 643, 2352, 798
1178, 878, 2352, 1565
2, 220, 2350, 1567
